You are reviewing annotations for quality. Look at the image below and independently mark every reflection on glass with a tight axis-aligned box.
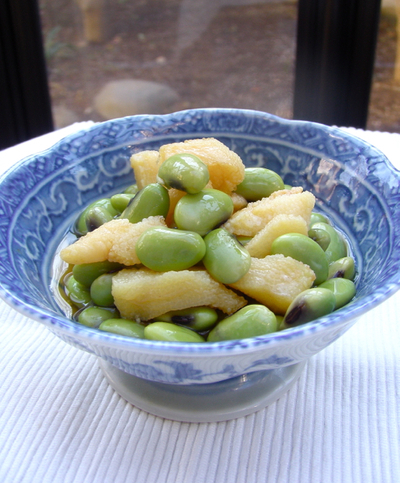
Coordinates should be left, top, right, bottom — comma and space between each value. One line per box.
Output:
39, 0, 298, 128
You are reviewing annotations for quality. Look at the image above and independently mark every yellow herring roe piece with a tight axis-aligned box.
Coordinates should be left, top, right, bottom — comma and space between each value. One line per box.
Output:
60, 216, 166, 265
130, 150, 160, 189
158, 137, 245, 194
229, 255, 316, 315
230, 192, 248, 212
246, 214, 309, 258
223, 187, 315, 237
112, 267, 247, 321
165, 188, 185, 227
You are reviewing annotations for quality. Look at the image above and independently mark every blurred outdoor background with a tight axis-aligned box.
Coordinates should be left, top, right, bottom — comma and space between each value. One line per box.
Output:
38, 0, 400, 132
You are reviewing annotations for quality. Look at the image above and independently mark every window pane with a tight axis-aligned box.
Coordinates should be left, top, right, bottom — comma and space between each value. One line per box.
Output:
39, 0, 298, 128
368, 2, 400, 132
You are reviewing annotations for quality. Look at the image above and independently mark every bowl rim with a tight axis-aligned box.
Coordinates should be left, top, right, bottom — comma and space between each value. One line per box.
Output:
1, 107, 399, 355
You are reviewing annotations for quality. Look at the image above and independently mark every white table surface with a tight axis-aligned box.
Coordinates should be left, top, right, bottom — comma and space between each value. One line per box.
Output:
0, 123, 399, 483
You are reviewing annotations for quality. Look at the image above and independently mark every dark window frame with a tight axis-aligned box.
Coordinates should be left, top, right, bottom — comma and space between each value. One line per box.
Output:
0, 0, 53, 150
294, 0, 382, 128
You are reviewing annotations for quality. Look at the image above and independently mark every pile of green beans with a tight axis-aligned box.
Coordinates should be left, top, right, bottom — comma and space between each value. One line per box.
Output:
60, 152, 357, 342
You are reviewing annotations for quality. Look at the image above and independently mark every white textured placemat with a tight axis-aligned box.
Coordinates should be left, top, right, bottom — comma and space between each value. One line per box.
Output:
0, 124, 399, 483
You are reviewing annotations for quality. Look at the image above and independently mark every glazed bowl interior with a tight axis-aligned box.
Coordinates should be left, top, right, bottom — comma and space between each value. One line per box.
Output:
0, 108, 399, 362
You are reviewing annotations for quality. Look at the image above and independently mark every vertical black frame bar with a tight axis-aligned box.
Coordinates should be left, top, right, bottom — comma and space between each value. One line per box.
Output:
293, 0, 382, 128
0, 0, 53, 150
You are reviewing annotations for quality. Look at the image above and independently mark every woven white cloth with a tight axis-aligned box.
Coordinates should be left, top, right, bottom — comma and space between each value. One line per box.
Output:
0, 124, 399, 483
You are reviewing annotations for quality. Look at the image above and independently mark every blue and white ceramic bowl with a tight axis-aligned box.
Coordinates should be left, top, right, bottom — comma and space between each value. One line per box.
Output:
1, 109, 399, 422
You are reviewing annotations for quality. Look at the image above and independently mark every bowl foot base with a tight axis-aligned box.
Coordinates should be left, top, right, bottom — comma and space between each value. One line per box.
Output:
99, 359, 306, 423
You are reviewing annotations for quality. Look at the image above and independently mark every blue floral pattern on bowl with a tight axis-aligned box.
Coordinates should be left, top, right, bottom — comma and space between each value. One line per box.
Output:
0, 108, 399, 385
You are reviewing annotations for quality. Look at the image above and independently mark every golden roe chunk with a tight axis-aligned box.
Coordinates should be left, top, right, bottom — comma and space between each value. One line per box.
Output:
229, 255, 315, 315
223, 187, 315, 237
60, 216, 166, 265
112, 267, 247, 321
246, 214, 308, 258
158, 137, 245, 194
230, 192, 248, 212
130, 150, 160, 189
165, 188, 186, 226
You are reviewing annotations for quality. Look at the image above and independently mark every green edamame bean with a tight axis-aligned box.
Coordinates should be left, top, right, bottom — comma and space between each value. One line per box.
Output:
74, 198, 119, 236
328, 256, 356, 280
308, 226, 331, 251
124, 184, 139, 195
280, 287, 336, 329
90, 273, 114, 307
174, 189, 234, 236
136, 226, 206, 271
275, 315, 284, 329
73, 260, 124, 287
203, 228, 251, 283
236, 236, 253, 246
99, 318, 145, 338
110, 193, 135, 213
157, 307, 218, 331
310, 212, 330, 227
85, 206, 115, 232
78, 306, 119, 328
157, 153, 210, 194
309, 222, 347, 263
65, 274, 92, 308
319, 278, 356, 309
270, 233, 329, 285
144, 322, 205, 342
207, 305, 277, 342
235, 168, 284, 201
121, 183, 170, 223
